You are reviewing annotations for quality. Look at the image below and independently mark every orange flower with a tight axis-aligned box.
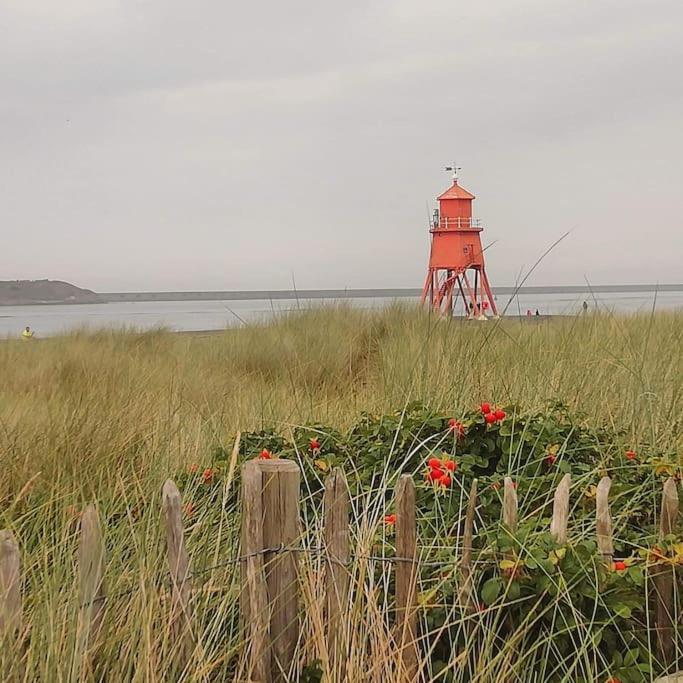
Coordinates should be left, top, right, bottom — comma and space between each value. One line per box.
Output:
259, 449, 273, 460
448, 419, 465, 438
625, 450, 637, 461
183, 502, 195, 517
188, 462, 199, 474
384, 513, 396, 525
202, 467, 215, 483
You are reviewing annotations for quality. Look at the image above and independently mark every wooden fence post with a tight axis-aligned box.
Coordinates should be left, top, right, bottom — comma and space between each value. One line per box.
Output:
0, 530, 21, 637
260, 459, 301, 683
74, 504, 106, 678
654, 477, 678, 669
0, 529, 21, 678
162, 479, 193, 665
323, 468, 350, 673
396, 474, 419, 682
550, 474, 571, 545
460, 479, 478, 612
240, 461, 271, 683
596, 477, 613, 567
503, 477, 518, 533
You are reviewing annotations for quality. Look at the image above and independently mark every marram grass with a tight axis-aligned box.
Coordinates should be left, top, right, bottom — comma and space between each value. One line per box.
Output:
0, 305, 681, 681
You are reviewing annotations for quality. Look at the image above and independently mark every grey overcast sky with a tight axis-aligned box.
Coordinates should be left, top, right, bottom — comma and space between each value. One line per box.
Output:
1, 0, 682, 292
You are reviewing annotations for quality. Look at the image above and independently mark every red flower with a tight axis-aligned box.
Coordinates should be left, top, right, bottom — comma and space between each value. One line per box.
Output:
494, 409, 506, 421
310, 438, 321, 451
384, 513, 396, 525
545, 454, 557, 466
259, 449, 273, 460
428, 457, 442, 469
625, 450, 636, 461
480, 403, 491, 415
427, 467, 444, 482
484, 412, 497, 425
188, 463, 199, 474
613, 560, 627, 572
202, 467, 215, 483
444, 460, 457, 472
439, 474, 452, 488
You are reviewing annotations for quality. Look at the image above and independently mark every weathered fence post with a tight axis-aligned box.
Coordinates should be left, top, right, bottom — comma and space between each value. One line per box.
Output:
75, 504, 106, 677
240, 461, 271, 683
0, 530, 21, 636
503, 477, 518, 533
323, 468, 350, 673
162, 479, 193, 665
654, 477, 679, 669
596, 477, 613, 567
550, 474, 571, 545
396, 474, 419, 681
260, 459, 301, 683
460, 479, 478, 612
0, 530, 21, 676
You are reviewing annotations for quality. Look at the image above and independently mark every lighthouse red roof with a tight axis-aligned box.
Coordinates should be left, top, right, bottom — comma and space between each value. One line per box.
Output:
437, 181, 475, 200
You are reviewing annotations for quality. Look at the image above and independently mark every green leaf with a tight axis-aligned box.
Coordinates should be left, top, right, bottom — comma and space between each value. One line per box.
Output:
614, 604, 632, 619
481, 578, 502, 605
624, 648, 639, 666
507, 580, 521, 601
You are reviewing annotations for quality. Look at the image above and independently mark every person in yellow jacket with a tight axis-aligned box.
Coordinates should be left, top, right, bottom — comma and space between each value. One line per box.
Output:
21, 326, 34, 340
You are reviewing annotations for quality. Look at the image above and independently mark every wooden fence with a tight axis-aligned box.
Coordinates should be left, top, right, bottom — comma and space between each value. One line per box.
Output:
0, 460, 680, 681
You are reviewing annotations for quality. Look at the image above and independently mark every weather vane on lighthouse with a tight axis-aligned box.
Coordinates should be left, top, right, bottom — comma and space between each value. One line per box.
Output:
445, 163, 461, 180
421, 166, 499, 319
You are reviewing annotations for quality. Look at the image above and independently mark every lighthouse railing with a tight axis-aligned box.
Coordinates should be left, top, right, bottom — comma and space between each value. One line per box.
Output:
431, 217, 482, 231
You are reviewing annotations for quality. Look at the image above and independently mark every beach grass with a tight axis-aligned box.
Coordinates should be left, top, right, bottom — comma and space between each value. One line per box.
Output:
0, 305, 681, 680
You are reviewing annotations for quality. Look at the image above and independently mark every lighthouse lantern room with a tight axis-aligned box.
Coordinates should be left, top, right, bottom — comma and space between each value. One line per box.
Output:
421, 167, 499, 318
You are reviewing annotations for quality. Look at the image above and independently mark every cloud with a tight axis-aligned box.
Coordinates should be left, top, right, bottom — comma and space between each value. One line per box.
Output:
1, 0, 682, 289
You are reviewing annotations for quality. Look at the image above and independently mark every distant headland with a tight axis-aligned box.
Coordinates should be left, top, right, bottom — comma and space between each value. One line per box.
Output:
0, 280, 100, 306
2, 279, 682, 306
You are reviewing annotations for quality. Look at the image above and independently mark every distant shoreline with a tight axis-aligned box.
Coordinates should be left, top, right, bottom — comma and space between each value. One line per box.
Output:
2, 282, 683, 307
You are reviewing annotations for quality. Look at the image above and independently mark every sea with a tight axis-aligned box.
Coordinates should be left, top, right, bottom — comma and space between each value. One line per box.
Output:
1, 288, 682, 338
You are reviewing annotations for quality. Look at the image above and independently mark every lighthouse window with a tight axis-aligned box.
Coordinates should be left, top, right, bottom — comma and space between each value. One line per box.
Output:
463, 246, 469, 254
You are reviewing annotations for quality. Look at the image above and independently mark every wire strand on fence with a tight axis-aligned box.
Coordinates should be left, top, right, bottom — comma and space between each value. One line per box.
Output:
79, 541, 631, 609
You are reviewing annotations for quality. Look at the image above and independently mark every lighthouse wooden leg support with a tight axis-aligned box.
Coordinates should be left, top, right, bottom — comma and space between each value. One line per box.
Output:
420, 271, 432, 305
462, 272, 477, 319
480, 269, 499, 317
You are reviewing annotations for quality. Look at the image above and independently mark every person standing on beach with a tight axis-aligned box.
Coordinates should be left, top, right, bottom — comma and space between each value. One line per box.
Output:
22, 326, 34, 340
582, 301, 588, 314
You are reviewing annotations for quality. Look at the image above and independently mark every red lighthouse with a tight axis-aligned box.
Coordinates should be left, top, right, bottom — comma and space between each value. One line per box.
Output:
421, 167, 499, 318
